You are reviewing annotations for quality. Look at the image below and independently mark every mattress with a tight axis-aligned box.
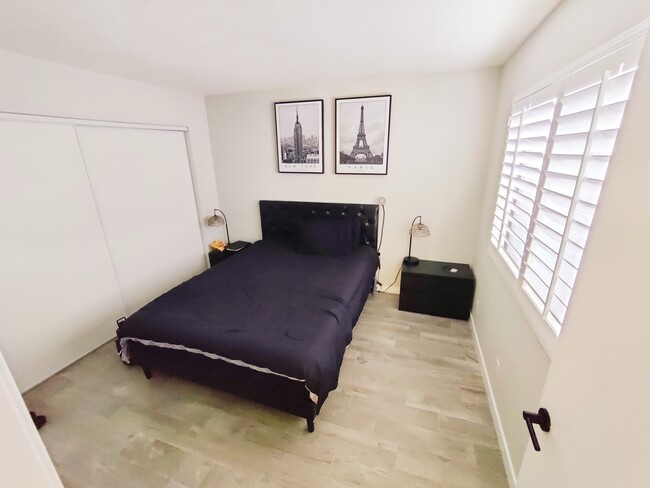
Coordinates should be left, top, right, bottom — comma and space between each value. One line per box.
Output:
116, 239, 378, 403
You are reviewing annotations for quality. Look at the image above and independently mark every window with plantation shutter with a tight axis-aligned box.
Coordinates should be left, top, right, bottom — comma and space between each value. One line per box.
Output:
491, 34, 645, 338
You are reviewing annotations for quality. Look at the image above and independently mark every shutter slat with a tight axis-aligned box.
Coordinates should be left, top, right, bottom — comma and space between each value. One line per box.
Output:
591, 128, 619, 156
522, 267, 550, 303
539, 190, 572, 216
514, 156, 544, 170
578, 179, 603, 205
552, 277, 572, 308
544, 173, 577, 198
547, 306, 565, 331
508, 193, 534, 214
520, 119, 552, 138
511, 178, 539, 200
523, 283, 545, 313
522, 100, 556, 124
530, 236, 559, 270
526, 253, 554, 286
564, 240, 584, 268
555, 107, 595, 135
504, 215, 529, 243
560, 82, 600, 116
505, 230, 526, 256
551, 132, 589, 155
574, 200, 596, 227
548, 296, 567, 324
602, 69, 636, 105
547, 154, 582, 176
584, 156, 609, 180
568, 220, 590, 248
506, 206, 531, 231
597, 100, 626, 130
546, 312, 562, 335
540, 186, 574, 202
537, 206, 568, 235
538, 200, 569, 219
533, 221, 563, 253
503, 244, 523, 270
512, 169, 541, 186
558, 259, 578, 288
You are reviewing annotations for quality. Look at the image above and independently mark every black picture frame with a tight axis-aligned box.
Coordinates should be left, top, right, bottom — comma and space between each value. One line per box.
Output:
274, 99, 324, 174
335, 95, 392, 175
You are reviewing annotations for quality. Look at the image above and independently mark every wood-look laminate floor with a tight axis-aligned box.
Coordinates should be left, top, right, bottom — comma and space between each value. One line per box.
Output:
23, 293, 508, 488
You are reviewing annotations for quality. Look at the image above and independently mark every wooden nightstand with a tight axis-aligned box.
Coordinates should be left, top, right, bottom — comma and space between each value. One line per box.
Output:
398, 259, 475, 320
208, 241, 251, 267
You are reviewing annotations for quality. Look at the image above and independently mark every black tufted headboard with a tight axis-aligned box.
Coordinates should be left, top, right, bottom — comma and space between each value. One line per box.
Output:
259, 200, 379, 249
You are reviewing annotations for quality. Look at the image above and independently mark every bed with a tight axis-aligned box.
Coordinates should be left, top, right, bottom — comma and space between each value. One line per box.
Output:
116, 200, 379, 431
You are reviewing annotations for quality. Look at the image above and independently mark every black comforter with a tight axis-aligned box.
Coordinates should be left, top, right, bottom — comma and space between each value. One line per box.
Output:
116, 239, 378, 404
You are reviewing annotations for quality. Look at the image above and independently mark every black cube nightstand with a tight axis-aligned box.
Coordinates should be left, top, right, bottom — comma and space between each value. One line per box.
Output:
208, 241, 251, 267
399, 259, 475, 320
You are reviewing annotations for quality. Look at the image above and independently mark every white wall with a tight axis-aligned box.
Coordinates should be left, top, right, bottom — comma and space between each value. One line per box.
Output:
206, 70, 500, 289
471, 0, 650, 482
518, 31, 650, 486
0, 50, 221, 391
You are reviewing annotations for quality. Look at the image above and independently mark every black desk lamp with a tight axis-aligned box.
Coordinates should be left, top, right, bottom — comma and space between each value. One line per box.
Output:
403, 215, 430, 265
207, 208, 230, 244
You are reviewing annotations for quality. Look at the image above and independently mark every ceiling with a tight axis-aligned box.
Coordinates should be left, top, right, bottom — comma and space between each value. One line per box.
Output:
0, 0, 562, 95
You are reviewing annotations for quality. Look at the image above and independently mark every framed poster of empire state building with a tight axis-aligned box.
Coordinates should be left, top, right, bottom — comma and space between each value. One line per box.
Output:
274, 99, 324, 174
335, 95, 391, 175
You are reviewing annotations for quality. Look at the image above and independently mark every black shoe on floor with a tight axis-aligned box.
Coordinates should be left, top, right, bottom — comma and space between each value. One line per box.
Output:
29, 411, 47, 430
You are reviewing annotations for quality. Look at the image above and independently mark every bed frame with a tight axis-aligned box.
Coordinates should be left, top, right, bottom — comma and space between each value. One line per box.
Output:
126, 200, 379, 432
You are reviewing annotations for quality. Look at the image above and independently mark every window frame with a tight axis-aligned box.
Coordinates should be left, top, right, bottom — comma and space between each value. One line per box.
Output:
488, 22, 648, 357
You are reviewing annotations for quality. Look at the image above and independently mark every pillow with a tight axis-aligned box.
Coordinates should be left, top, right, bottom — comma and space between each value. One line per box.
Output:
296, 217, 361, 256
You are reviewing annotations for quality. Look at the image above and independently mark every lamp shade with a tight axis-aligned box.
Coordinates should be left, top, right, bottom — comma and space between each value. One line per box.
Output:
207, 212, 225, 227
409, 222, 430, 238
207, 208, 230, 243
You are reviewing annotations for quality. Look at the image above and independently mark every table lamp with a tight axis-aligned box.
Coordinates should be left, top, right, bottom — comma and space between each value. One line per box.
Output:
403, 215, 429, 265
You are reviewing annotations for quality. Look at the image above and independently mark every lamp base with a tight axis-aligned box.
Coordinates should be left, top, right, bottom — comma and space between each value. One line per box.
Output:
403, 256, 420, 265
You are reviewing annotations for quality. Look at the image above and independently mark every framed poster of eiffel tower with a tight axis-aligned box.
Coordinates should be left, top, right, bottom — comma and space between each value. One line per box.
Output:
335, 95, 391, 175
274, 99, 324, 174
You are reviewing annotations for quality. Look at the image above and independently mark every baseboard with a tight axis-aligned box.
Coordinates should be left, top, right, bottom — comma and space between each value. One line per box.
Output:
470, 313, 517, 487
21, 334, 116, 394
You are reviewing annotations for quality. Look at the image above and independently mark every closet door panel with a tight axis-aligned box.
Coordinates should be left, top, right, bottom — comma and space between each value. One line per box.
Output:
0, 120, 126, 391
76, 126, 205, 314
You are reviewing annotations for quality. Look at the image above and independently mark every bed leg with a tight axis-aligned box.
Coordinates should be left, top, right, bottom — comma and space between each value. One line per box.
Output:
142, 367, 153, 379
306, 403, 317, 433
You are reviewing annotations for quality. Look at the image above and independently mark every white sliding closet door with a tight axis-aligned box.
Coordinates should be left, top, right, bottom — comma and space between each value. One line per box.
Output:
76, 126, 205, 314
0, 120, 126, 391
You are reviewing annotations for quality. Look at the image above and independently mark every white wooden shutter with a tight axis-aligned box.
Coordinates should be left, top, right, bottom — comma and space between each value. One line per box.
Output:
491, 36, 644, 335
494, 91, 556, 279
